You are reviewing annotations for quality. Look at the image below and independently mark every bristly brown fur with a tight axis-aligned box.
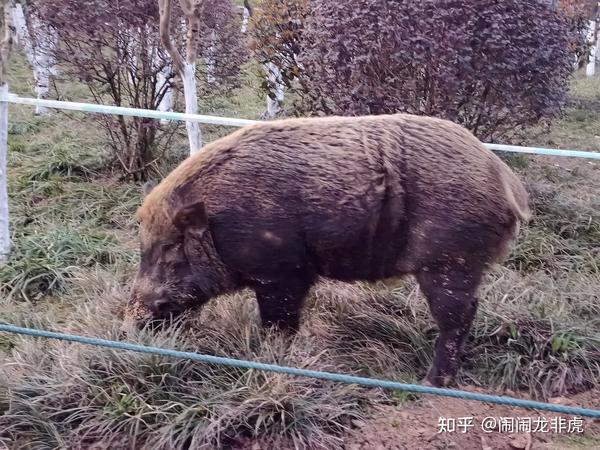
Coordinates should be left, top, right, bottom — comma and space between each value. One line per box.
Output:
137, 113, 529, 238
136, 128, 245, 236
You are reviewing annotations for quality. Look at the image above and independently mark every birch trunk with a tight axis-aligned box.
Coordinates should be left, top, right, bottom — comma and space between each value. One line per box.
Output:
159, 0, 202, 154
29, 14, 56, 114
13, 4, 54, 115
157, 62, 173, 123
11, 3, 27, 53
586, 20, 597, 77
264, 61, 284, 118
183, 62, 201, 153
147, 25, 173, 124
0, 0, 13, 262
124, 27, 140, 86
204, 30, 216, 84
240, 6, 249, 33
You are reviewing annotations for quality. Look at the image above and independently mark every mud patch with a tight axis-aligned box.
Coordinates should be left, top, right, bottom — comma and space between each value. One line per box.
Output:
344, 387, 600, 450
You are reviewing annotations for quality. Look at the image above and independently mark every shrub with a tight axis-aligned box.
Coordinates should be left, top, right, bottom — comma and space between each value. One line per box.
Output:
198, 0, 249, 98
298, 0, 581, 142
249, 0, 309, 95
559, 0, 598, 67
29, 0, 245, 180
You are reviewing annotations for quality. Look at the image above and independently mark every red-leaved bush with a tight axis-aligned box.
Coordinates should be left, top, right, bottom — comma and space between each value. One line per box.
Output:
29, 0, 245, 180
559, 0, 598, 67
298, 0, 582, 141
249, 0, 309, 94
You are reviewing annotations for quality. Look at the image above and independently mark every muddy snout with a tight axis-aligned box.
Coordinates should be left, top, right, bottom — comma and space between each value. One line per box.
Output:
125, 286, 186, 331
147, 295, 186, 319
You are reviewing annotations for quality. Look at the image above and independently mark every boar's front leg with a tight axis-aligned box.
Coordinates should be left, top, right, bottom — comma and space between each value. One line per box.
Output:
416, 264, 483, 387
253, 274, 313, 333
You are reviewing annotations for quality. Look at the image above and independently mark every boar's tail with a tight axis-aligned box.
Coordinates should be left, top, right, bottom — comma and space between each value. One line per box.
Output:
501, 169, 532, 223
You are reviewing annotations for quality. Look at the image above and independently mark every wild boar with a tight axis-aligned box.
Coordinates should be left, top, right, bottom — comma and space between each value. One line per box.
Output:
126, 113, 530, 386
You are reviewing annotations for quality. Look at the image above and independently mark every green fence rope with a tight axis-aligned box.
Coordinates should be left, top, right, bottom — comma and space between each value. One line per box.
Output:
1, 323, 599, 418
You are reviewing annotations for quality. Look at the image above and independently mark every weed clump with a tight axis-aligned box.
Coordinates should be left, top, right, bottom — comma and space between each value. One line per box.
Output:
0, 228, 135, 301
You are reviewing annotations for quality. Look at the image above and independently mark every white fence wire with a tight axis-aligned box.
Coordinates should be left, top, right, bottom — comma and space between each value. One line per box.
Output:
1, 93, 599, 260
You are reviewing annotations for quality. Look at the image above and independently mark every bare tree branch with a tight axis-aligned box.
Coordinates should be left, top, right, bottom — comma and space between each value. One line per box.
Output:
243, 0, 253, 16
158, 0, 185, 73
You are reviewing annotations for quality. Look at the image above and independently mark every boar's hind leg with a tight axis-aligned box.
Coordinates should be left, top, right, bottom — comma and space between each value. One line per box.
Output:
253, 274, 313, 333
416, 264, 483, 387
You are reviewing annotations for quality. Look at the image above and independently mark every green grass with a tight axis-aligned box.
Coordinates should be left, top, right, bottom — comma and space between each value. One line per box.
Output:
0, 226, 136, 301
0, 50, 599, 449
0, 275, 598, 448
569, 71, 600, 101
515, 72, 600, 152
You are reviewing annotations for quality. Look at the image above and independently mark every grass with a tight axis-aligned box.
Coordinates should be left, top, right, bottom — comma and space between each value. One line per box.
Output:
0, 51, 599, 448
0, 280, 379, 449
0, 226, 136, 301
0, 275, 598, 448
511, 71, 600, 153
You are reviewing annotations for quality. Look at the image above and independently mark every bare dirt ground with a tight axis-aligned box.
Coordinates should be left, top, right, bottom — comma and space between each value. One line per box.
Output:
342, 387, 600, 450
235, 387, 600, 450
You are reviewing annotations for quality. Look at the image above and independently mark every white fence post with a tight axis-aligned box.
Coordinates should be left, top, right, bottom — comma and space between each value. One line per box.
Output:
0, 83, 10, 262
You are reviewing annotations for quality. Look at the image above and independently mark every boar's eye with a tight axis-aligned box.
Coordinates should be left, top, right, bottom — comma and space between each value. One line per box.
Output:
148, 241, 174, 258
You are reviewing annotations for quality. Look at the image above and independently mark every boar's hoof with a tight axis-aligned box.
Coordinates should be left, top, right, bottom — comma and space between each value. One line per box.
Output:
261, 317, 300, 335
425, 368, 456, 388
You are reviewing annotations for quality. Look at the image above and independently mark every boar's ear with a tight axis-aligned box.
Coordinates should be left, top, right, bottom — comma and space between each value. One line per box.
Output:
172, 199, 208, 237
142, 180, 156, 197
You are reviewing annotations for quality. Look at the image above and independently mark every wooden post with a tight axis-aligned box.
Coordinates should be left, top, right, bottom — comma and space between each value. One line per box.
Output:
0, 0, 13, 262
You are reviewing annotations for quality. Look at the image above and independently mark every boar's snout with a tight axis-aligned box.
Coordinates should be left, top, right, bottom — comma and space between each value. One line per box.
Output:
126, 283, 186, 330
147, 296, 185, 319
129, 299, 185, 331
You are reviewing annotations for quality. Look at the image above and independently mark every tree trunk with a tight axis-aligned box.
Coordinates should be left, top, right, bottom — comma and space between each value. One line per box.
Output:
158, 0, 202, 155
124, 27, 140, 86
586, 20, 597, 77
29, 14, 56, 114
204, 29, 216, 84
157, 62, 173, 123
240, 5, 250, 33
14, 5, 57, 115
264, 61, 284, 118
183, 62, 201, 153
0, 0, 13, 262
241, 0, 252, 33
11, 4, 27, 51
